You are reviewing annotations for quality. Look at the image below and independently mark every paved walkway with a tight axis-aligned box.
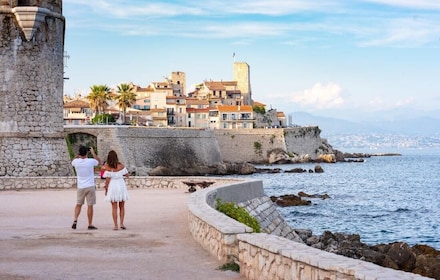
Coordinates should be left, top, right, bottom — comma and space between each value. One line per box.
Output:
0, 188, 244, 280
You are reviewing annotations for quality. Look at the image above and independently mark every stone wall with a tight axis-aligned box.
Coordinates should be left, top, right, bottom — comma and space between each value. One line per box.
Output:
0, 176, 241, 191
64, 126, 223, 175
214, 127, 333, 163
62, 126, 334, 176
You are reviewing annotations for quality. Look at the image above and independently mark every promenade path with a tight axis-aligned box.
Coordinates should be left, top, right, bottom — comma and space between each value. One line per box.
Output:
0, 188, 244, 280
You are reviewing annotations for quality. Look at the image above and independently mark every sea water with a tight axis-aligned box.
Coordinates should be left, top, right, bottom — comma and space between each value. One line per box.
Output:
241, 150, 440, 249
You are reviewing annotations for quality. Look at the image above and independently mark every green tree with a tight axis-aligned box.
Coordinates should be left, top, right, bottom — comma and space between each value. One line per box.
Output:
87, 85, 111, 115
115, 83, 137, 123
252, 105, 266, 114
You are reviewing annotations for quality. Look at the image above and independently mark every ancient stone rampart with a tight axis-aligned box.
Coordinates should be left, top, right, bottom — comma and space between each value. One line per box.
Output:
63, 126, 332, 176
214, 127, 332, 163
0, 1, 72, 176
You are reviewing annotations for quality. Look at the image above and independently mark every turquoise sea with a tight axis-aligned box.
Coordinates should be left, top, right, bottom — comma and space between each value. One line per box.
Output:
243, 149, 440, 249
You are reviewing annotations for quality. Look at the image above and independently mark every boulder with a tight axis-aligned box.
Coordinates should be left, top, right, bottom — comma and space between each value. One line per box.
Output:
270, 194, 311, 207
285, 168, 306, 173
314, 164, 324, 173
267, 148, 291, 164
298, 191, 330, 200
317, 154, 336, 163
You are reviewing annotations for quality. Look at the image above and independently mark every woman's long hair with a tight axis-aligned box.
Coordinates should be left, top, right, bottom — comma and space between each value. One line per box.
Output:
106, 150, 119, 169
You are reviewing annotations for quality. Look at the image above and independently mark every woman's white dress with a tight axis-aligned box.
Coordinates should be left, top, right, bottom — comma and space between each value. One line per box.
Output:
104, 168, 129, 202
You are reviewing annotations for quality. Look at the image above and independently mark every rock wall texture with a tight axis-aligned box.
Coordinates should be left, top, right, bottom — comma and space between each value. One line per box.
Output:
214, 127, 333, 163
0, 2, 72, 176
63, 126, 334, 176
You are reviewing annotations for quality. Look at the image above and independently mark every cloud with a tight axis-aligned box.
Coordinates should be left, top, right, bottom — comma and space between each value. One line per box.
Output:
63, 0, 440, 48
360, 17, 440, 47
364, 0, 440, 10
291, 82, 345, 109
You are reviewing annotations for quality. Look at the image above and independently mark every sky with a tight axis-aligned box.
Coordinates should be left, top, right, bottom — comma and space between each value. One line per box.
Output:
63, 0, 440, 122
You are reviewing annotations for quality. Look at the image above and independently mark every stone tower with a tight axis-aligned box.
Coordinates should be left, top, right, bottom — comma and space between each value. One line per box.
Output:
171, 71, 186, 97
233, 62, 253, 105
0, 0, 73, 176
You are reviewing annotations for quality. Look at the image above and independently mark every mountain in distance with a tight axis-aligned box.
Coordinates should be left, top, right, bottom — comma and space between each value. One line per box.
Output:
288, 111, 440, 151
289, 111, 440, 137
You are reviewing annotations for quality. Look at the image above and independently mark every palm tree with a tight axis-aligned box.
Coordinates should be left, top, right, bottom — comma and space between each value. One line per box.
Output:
87, 85, 111, 115
115, 83, 137, 123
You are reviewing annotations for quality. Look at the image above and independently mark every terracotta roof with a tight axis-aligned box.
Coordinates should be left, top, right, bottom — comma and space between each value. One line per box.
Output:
217, 105, 253, 112
277, 112, 286, 118
204, 82, 225, 90
186, 108, 209, 113
63, 99, 90, 108
253, 101, 266, 107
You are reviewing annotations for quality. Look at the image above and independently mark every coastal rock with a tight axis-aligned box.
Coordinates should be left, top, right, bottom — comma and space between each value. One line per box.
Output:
299, 230, 440, 279
267, 148, 291, 164
270, 194, 311, 207
255, 167, 282, 174
314, 164, 324, 173
298, 191, 330, 200
387, 242, 416, 272
285, 167, 307, 173
317, 154, 336, 163
290, 154, 312, 163
148, 162, 256, 176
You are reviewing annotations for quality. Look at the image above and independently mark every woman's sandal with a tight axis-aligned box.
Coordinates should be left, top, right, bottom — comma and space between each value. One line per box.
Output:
71, 221, 77, 229
120, 226, 126, 230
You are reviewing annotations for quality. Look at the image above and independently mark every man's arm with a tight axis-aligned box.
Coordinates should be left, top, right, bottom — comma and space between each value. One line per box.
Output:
89, 147, 101, 165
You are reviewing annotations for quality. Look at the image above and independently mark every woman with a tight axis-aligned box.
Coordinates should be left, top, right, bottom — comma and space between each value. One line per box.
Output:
103, 150, 129, 230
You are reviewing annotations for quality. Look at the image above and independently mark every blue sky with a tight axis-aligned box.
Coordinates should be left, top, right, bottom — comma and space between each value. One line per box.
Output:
63, 0, 440, 121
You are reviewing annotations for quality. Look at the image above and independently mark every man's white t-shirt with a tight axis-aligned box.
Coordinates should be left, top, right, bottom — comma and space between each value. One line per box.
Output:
72, 158, 99, 189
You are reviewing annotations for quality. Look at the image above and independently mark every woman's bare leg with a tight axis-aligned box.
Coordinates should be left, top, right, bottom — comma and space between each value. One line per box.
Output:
119, 201, 125, 229
111, 202, 118, 230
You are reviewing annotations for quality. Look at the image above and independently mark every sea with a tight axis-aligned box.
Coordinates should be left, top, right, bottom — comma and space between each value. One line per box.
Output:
235, 148, 440, 250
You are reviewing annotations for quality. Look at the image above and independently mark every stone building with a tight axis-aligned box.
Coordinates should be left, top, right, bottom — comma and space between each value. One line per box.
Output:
0, 0, 72, 176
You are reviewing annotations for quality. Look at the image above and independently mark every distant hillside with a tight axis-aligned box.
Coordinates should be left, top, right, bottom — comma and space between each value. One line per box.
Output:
289, 112, 440, 151
290, 112, 440, 137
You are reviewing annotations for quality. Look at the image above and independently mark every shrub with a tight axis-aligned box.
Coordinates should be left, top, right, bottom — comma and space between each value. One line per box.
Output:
216, 198, 261, 233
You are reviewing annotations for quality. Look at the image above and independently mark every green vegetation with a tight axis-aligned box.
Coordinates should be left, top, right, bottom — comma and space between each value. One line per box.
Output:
216, 199, 261, 233
219, 262, 240, 272
252, 105, 265, 114
115, 83, 137, 122
91, 113, 115, 124
253, 141, 262, 157
230, 135, 235, 139
65, 136, 74, 159
87, 84, 111, 115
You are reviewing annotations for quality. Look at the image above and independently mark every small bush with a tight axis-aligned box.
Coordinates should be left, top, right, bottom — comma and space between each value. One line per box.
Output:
219, 262, 240, 272
216, 199, 261, 233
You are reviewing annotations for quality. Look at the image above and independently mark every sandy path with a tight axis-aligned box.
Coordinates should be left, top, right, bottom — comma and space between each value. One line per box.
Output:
0, 188, 244, 280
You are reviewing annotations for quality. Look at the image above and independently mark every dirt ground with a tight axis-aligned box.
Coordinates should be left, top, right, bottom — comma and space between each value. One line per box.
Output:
0, 188, 244, 280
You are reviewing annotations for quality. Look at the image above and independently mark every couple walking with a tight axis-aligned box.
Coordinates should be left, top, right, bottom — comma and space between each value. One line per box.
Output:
71, 146, 129, 231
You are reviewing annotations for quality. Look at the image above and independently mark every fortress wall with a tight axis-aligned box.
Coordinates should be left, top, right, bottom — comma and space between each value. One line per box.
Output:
65, 126, 223, 175
213, 128, 287, 163
214, 127, 330, 163
64, 126, 331, 174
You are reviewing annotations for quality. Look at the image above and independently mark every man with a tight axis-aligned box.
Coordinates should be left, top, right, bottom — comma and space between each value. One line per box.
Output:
71, 146, 101, 230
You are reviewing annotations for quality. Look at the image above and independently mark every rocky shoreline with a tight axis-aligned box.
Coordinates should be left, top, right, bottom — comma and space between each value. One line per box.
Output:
270, 192, 440, 280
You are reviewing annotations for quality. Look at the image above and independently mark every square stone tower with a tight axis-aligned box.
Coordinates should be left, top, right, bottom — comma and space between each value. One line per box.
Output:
0, 0, 73, 176
233, 62, 253, 105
